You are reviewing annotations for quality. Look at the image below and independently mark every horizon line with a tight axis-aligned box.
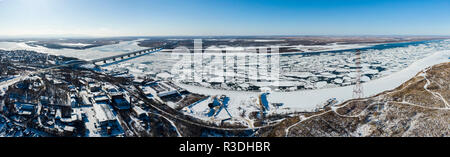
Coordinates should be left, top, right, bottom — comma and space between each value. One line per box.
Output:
1, 34, 450, 39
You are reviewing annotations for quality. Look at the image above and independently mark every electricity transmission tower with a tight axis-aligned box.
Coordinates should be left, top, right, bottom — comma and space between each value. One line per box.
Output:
353, 49, 364, 99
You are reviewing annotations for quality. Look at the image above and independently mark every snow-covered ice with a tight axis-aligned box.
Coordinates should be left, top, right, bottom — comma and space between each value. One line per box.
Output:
177, 49, 449, 112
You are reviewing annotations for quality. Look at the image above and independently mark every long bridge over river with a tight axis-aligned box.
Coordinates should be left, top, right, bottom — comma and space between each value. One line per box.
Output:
61, 42, 177, 67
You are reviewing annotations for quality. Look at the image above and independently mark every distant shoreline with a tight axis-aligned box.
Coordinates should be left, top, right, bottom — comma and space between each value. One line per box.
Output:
138, 36, 449, 53
155, 38, 447, 54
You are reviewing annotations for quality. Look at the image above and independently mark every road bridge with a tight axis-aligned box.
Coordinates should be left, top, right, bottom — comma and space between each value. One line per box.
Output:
58, 42, 177, 67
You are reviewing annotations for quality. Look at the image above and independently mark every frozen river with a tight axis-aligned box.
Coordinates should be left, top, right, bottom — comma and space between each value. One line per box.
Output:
1, 39, 449, 113
99, 39, 450, 113
174, 48, 450, 113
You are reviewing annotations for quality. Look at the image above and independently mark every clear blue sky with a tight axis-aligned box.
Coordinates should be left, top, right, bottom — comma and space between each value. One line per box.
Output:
0, 0, 449, 37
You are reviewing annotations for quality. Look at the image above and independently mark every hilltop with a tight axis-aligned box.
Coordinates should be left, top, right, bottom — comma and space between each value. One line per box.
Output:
261, 62, 450, 137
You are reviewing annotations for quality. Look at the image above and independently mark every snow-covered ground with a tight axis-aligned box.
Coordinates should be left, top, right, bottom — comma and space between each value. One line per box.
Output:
0, 39, 146, 61
79, 107, 102, 137
0, 75, 30, 97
